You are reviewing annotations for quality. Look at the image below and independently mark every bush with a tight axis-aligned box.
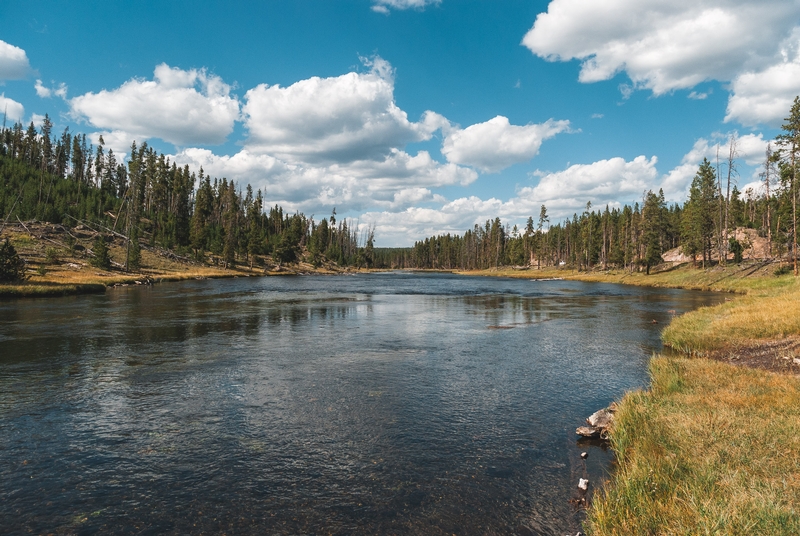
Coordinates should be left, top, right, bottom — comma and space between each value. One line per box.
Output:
774, 264, 792, 276
0, 239, 27, 282
45, 247, 60, 264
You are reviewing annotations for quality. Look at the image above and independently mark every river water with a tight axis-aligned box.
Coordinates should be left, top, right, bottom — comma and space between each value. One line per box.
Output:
0, 273, 723, 535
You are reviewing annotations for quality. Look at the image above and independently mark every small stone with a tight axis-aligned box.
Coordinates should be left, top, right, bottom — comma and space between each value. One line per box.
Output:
580, 452, 588, 459
578, 478, 589, 491
576, 426, 600, 437
793, 358, 800, 365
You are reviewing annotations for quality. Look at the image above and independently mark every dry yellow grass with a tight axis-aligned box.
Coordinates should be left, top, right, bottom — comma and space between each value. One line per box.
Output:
586, 357, 800, 535
0, 223, 335, 297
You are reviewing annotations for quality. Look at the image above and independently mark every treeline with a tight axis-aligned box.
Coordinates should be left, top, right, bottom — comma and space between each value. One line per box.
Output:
0, 115, 375, 270
382, 98, 800, 275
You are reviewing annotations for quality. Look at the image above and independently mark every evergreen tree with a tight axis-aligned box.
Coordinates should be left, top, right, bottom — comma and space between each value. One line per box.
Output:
777, 96, 800, 275
91, 235, 111, 270
0, 238, 26, 281
642, 190, 665, 274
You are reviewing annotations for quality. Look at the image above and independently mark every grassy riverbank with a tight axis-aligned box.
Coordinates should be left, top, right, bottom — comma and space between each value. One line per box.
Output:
586, 356, 800, 535
0, 222, 349, 298
460, 262, 800, 533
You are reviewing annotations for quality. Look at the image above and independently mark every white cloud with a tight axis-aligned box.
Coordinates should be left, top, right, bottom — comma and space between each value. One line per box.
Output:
361, 132, 774, 245
242, 56, 447, 164
361, 156, 664, 245
522, 1, 800, 126
513, 156, 660, 215
371, 0, 441, 14
35, 79, 68, 99
725, 60, 800, 127
523, 1, 797, 93
688, 90, 709, 100
0, 94, 24, 123
171, 146, 476, 215
30, 113, 47, 129
441, 116, 570, 173
361, 196, 504, 246
0, 40, 30, 80
69, 63, 240, 147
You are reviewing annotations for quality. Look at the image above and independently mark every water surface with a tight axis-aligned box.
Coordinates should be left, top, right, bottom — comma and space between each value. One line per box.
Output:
0, 273, 724, 534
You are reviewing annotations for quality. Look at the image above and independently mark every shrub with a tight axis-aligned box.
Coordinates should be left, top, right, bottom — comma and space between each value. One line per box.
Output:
45, 247, 60, 264
774, 264, 792, 276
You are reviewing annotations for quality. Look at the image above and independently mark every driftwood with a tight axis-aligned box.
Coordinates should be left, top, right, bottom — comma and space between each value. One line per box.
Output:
576, 406, 616, 439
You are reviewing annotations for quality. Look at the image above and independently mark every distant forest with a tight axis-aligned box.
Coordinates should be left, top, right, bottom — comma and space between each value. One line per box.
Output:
0, 116, 374, 270
2, 98, 799, 276
376, 98, 800, 276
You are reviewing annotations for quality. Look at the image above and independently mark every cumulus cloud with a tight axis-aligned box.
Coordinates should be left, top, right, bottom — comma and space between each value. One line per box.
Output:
170, 146, 476, 215
360, 156, 666, 245
441, 116, 571, 172
69, 63, 240, 147
360, 132, 775, 245
513, 156, 660, 215
522, 0, 800, 126
35, 79, 68, 99
361, 196, 504, 246
0, 40, 31, 80
243, 56, 448, 164
725, 59, 800, 127
371, 0, 441, 14
523, 0, 797, 93
0, 94, 24, 122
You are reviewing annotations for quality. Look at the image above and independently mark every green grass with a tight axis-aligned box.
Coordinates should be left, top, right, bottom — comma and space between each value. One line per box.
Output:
586, 357, 800, 535
662, 276, 800, 354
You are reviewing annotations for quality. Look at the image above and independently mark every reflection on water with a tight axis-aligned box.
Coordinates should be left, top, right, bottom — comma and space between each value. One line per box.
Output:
0, 273, 724, 534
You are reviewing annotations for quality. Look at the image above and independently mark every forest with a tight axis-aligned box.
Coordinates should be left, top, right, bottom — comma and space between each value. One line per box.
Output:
0, 116, 374, 271
2, 98, 799, 277
378, 98, 800, 276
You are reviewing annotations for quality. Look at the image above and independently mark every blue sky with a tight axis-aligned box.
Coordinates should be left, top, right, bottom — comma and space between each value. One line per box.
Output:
2, 0, 799, 245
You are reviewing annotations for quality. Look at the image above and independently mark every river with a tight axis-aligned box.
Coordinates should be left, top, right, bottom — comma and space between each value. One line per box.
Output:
0, 272, 724, 535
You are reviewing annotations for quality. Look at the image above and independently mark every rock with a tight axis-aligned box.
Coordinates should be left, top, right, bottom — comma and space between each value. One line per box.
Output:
576, 426, 600, 438
578, 478, 589, 491
587, 408, 615, 429
580, 452, 588, 459
577, 407, 615, 439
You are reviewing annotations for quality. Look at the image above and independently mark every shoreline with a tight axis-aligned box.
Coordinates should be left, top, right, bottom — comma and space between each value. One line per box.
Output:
452, 263, 800, 533
0, 221, 368, 299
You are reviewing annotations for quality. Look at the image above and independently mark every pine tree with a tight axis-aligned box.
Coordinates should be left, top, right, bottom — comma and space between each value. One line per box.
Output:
91, 235, 111, 270
0, 238, 26, 281
777, 96, 800, 275
642, 190, 665, 274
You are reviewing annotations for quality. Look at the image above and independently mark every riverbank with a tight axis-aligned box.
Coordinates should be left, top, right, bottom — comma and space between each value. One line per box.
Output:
585, 356, 800, 535
458, 262, 800, 533
0, 222, 350, 298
